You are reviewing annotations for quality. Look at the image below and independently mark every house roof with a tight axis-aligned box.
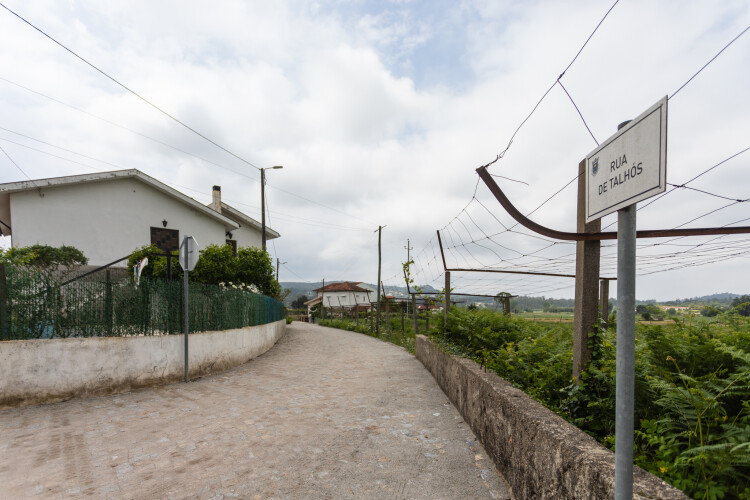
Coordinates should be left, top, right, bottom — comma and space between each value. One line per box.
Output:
0, 169, 245, 235
303, 296, 322, 307
208, 202, 279, 240
313, 282, 370, 293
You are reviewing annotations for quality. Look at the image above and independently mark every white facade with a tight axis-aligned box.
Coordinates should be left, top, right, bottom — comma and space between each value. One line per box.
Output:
0, 170, 279, 266
320, 289, 373, 308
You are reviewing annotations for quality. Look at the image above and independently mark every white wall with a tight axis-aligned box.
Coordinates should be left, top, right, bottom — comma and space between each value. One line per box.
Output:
321, 291, 373, 307
0, 320, 285, 408
10, 178, 235, 266
232, 223, 262, 249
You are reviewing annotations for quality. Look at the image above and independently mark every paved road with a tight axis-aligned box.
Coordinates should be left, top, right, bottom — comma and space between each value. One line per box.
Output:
0, 323, 512, 499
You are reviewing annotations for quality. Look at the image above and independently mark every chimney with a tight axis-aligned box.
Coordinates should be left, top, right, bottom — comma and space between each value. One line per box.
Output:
212, 185, 221, 213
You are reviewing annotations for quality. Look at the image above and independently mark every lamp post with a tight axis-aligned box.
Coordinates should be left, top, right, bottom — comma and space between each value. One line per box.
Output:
261, 165, 283, 252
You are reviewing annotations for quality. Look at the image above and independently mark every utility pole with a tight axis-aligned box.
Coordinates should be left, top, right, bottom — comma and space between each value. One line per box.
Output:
261, 165, 283, 252
276, 258, 286, 281
404, 238, 412, 263
375, 225, 384, 335
404, 238, 413, 317
320, 278, 325, 321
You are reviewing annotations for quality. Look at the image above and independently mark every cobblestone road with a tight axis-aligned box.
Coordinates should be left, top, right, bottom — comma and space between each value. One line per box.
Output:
0, 323, 511, 499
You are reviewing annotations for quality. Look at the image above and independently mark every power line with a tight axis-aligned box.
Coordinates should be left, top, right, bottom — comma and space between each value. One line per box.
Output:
0, 76, 256, 181
484, 0, 620, 169
670, 25, 750, 99
0, 2, 261, 172
557, 81, 598, 146
0, 143, 34, 182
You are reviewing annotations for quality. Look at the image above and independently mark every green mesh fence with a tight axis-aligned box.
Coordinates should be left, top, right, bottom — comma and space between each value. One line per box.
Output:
0, 264, 285, 340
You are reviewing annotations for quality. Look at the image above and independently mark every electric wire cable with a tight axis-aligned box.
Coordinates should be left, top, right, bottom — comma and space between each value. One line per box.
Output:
0, 2, 262, 172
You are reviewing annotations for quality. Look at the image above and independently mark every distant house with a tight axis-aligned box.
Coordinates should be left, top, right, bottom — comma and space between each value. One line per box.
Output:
0, 169, 279, 266
304, 282, 374, 314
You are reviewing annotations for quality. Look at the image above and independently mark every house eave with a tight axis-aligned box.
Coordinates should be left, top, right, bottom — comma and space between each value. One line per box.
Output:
0, 169, 240, 231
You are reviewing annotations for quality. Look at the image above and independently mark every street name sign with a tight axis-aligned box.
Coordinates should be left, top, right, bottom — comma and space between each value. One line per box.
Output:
585, 96, 667, 222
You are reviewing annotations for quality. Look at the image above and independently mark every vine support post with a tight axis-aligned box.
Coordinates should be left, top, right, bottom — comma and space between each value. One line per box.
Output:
573, 158, 602, 380
412, 294, 418, 336
599, 278, 610, 330
444, 271, 451, 335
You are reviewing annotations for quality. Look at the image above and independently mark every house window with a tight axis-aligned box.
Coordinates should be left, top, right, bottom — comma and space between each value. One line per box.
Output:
150, 227, 179, 252
340, 294, 347, 305
226, 239, 237, 255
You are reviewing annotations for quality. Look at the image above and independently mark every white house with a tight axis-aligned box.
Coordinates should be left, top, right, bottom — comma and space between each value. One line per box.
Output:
0, 169, 279, 266
304, 282, 374, 313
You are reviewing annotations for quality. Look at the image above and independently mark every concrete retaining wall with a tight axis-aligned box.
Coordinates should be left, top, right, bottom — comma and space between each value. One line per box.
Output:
415, 335, 688, 500
0, 320, 285, 408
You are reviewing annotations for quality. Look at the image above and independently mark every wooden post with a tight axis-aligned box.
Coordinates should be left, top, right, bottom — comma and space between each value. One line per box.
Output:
600, 278, 610, 330
401, 304, 405, 334
385, 297, 390, 340
503, 296, 511, 315
573, 159, 602, 380
376, 226, 382, 336
412, 294, 418, 335
425, 307, 429, 331
321, 279, 325, 321
444, 271, 451, 333
0, 263, 8, 340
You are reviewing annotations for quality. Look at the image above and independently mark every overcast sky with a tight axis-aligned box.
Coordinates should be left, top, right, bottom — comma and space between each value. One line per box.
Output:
1, 0, 748, 301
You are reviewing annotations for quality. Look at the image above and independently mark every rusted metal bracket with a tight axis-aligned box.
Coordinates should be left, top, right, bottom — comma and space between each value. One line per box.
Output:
476, 166, 750, 241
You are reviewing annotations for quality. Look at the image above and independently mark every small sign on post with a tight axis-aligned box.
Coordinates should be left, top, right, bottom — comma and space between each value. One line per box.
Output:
586, 96, 667, 223
179, 236, 200, 382
586, 97, 668, 500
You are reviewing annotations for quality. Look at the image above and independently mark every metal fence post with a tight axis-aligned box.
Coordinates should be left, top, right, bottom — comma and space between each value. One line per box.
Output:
615, 204, 637, 500
183, 265, 189, 383
104, 269, 113, 336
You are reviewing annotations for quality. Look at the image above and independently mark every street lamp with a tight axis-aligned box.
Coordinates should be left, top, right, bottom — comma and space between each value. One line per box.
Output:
261, 165, 283, 251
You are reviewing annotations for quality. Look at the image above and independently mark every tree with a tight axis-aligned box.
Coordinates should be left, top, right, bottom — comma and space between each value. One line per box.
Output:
234, 246, 280, 297
730, 295, 750, 316
5, 244, 87, 269
700, 306, 721, 317
127, 243, 282, 298
291, 295, 308, 309
127, 245, 181, 280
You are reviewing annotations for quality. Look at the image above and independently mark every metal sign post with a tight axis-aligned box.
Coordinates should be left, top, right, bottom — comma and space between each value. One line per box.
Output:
179, 236, 200, 383
615, 203, 637, 500
585, 100, 667, 500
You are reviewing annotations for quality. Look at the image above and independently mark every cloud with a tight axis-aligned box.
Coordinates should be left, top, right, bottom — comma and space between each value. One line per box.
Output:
0, 0, 748, 300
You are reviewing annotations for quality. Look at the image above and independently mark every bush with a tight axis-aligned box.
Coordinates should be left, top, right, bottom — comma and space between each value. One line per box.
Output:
127, 244, 281, 298
4, 244, 87, 269
432, 308, 750, 499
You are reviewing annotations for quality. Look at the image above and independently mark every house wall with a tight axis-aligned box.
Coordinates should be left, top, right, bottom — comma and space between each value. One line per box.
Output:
10, 178, 234, 266
320, 291, 373, 307
0, 320, 286, 408
232, 223, 262, 249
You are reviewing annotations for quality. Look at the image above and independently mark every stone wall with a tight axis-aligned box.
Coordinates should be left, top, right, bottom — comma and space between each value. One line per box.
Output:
0, 320, 285, 408
415, 335, 687, 499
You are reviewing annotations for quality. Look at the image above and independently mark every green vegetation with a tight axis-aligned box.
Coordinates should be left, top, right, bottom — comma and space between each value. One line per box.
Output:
318, 307, 436, 354
428, 308, 750, 500
128, 243, 282, 298
1, 264, 284, 340
2, 244, 88, 269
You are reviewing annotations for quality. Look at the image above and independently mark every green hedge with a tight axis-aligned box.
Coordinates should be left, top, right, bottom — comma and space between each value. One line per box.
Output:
0, 264, 284, 339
